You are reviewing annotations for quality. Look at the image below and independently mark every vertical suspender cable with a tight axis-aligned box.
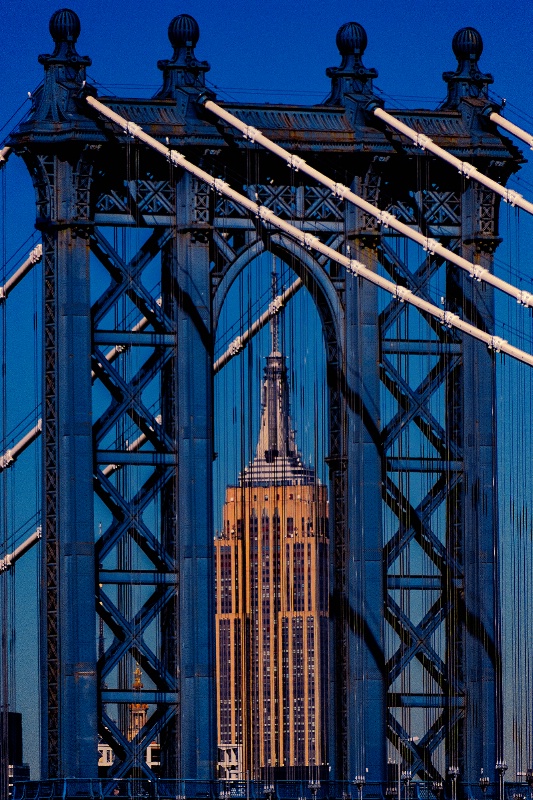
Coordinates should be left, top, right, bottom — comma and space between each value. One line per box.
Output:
0, 144, 9, 800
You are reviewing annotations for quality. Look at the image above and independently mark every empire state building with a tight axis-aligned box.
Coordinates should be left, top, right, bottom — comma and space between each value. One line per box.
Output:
215, 307, 329, 780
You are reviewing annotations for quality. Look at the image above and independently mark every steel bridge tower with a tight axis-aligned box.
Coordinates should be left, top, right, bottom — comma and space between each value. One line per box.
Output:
8, 8, 522, 790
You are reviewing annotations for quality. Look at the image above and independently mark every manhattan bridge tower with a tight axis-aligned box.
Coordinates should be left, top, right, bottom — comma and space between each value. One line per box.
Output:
5, 7, 523, 794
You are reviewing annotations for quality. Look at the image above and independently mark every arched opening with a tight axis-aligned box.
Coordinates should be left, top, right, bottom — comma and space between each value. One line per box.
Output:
213, 243, 340, 783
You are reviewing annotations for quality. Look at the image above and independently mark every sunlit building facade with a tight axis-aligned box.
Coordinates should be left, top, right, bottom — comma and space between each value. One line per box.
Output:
215, 315, 329, 780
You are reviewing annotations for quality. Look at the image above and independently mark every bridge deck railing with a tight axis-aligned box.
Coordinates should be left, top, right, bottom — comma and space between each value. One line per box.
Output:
10, 780, 531, 800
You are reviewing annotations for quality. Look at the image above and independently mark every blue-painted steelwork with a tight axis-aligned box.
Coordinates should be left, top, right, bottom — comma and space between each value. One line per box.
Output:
160, 170, 216, 778
14, 9, 99, 779
7, 6, 523, 791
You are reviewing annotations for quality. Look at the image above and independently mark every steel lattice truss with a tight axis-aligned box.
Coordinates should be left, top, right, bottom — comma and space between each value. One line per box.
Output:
380, 235, 464, 779
378, 174, 495, 780
89, 159, 498, 779
90, 214, 179, 777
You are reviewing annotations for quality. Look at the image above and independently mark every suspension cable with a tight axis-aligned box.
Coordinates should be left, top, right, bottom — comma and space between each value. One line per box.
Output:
0, 147, 11, 169
372, 105, 533, 217
86, 94, 533, 368
0, 420, 42, 473
200, 98, 533, 311
0, 244, 42, 304
0, 528, 42, 574
489, 111, 533, 151
214, 277, 303, 373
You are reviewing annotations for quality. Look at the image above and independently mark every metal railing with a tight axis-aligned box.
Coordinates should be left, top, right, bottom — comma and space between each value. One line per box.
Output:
11, 780, 530, 800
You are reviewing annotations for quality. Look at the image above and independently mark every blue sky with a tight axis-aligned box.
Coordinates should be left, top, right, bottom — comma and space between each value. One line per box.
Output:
2, 0, 533, 780
2, 0, 533, 114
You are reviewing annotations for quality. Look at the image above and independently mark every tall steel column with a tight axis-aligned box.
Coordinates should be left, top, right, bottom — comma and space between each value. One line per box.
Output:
15, 10, 98, 777
11, 10, 217, 780
160, 171, 215, 778
448, 173, 502, 779
343, 238, 386, 783
39, 219, 96, 778
374, 29, 511, 783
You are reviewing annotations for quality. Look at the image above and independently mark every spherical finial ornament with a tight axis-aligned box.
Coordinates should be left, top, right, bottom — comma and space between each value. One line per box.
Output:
336, 22, 368, 56
452, 27, 483, 61
49, 8, 81, 43
168, 14, 200, 49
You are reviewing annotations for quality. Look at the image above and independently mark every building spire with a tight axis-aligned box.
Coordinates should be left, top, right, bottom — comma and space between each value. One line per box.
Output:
240, 262, 315, 488
270, 268, 279, 355
128, 666, 148, 742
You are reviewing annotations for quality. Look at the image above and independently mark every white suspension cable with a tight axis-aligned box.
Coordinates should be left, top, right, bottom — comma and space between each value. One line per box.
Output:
202, 98, 533, 311
86, 94, 533, 369
214, 277, 303, 373
1, 405, 163, 479
1, 424, 161, 570
489, 111, 533, 151
91, 306, 158, 376
0, 244, 42, 303
372, 105, 533, 218
2, 307, 161, 473
0, 527, 42, 574
101, 415, 162, 477
0, 146, 11, 168
0, 419, 42, 473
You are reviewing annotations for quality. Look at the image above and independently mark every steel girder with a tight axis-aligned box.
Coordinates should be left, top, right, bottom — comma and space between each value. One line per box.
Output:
91, 223, 179, 779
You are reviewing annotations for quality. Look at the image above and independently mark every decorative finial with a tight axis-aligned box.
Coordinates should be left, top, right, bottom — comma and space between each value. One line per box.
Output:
452, 27, 483, 62
49, 8, 81, 46
442, 26, 493, 108
157, 13, 210, 99
168, 14, 200, 51
43, 9, 89, 64
325, 21, 377, 107
35, 9, 91, 122
336, 22, 368, 57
